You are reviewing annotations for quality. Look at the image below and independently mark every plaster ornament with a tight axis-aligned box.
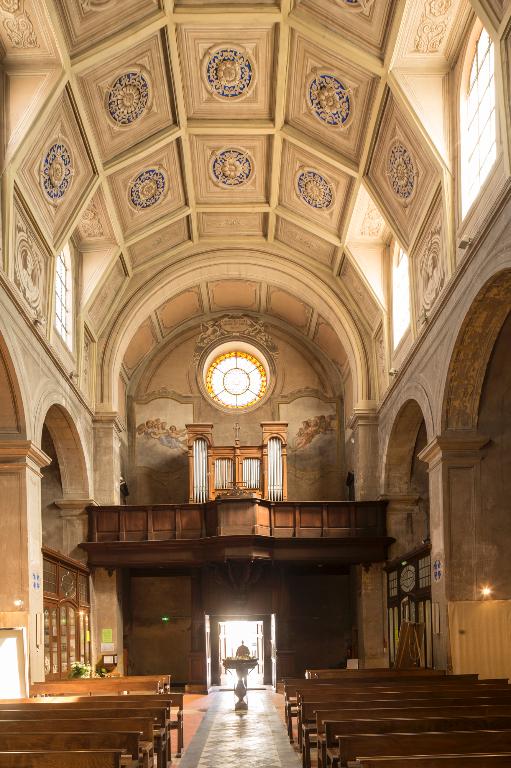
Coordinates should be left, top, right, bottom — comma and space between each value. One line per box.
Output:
80, 0, 112, 10
15, 220, 44, 313
338, 0, 375, 13
387, 141, 417, 202
193, 314, 278, 363
414, 0, 453, 53
107, 71, 150, 126
80, 201, 104, 238
129, 168, 167, 210
203, 46, 254, 100
3, 12, 38, 48
307, 72, 352, 128
0, 0, 20, 12
210, 148, 253, 187
296, 169, 334, 210
419, 224, 444, 315
360, 201, 385, 238
41, 142, 74, 204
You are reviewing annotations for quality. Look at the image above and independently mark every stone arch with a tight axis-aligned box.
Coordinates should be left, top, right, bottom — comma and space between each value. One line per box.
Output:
384, 398, 430, 497
97, 248, 373, 412
442, 269, 511, 431
39, 403, 90, 499
0, 330, 27, 439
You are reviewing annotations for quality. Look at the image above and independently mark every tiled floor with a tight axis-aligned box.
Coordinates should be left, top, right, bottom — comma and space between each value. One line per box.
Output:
179, 688, 301, 768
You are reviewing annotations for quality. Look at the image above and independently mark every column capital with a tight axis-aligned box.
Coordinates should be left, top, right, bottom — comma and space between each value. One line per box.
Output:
93, 411, 122, 433
0, 440, 51, 473
54, 498, 98, 516
348, 403, 379, 430
418, 431, 489, 468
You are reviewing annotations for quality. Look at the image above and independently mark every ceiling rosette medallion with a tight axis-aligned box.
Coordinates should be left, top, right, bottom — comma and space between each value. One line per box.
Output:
338, 0, 375, 13
307, 70, 353, 128
386, 140, 417, 205
129, 167, 167, 210
210, 147, 254, 187
40, 140, 74, 206
202, 45, 255, 100
296, 168, 334, 210
106, 69, 151, 126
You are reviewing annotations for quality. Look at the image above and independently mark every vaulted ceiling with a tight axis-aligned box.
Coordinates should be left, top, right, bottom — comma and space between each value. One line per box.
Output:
2, 0, 483, 411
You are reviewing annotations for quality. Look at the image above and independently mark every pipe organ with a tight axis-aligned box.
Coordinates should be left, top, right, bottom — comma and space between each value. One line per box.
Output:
187, 422, 287, 503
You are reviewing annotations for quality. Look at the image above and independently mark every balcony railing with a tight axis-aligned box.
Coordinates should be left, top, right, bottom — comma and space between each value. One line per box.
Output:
87, 498, 387, 543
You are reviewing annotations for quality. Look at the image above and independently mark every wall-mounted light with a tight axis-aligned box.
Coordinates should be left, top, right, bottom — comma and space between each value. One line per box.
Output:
481, 586, 492, 599
13, 599, 24, 609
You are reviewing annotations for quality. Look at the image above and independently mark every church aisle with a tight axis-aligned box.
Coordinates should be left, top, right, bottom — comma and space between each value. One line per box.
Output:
179, 689, 301, 768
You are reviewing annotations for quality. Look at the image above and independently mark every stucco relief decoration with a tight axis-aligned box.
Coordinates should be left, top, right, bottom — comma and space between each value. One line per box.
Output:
360, 201, 385, 238
3, 9, 38, 49
0, 0, 21, 11
414, 0, 453, 54
418, 224, 444, 316
80, 0, 112, 10
40, 141, 74, 205
307, 71, 353, 128
337, 0, 375, 14
107, 70, 150, 126
296, 168, 334, 210
193, 314, 278, 363
210, 148, 254, 187
386, 140, 417, 204
80, 201, 104, 238
203, 46, 255, 100
129, 168, 167, 210
14, 218, 44, 317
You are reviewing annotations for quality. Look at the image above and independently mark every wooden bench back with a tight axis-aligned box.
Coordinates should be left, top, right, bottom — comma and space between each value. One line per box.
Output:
323, 715, 511, 740
0, 750, 122, 768
357, 755, 511, 767
0, 706, 167, 726
0, 732, 140, 760
299, 693, 511, 709
306, 668, 448, 679
338, 730, 511, 763
0, 717, 154, 741
30, 676, 171, 696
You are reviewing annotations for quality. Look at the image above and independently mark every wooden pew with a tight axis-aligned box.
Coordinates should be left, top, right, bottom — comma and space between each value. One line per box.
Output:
305, 668, 448, 679
0, 733, 139, 768
357, 755, 511, 767
315, 705, 511, 768
0, 751, 123, 768
328, 730, 511, 768
30, 675, 171, 696
0, 718, 156, 768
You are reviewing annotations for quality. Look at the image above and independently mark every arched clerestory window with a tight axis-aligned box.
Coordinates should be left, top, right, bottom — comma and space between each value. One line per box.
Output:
55, 243, 72, 348
461, 25, 496, 217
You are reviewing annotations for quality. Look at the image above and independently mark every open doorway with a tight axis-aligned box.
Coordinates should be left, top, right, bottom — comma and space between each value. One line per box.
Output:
219, 620, 264, 687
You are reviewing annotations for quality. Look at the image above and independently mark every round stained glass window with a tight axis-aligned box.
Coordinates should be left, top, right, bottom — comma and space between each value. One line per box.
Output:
206, 351, 267, 409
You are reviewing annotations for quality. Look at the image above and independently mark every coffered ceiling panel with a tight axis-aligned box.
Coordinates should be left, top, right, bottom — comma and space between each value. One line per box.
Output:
208, 279, 260, 311
198, 212, 267, 239
177, 23, 276, 120
286, 30, 379, 164
76, 31, 175, 162
55, 0, 161, 57
279, 140, 354, 234
392, 0, 469, 70
275, 217, 336, 267
17, 87, 96, 246
75, 188, 116, 249
365, 89, 441, 250
128, 217, 191, 269
0, 0, 59, 63
107, 139, 186, 238
267, 286, 312, 332
190, 135, 270, 204
293, 0, 399, 61
156, 288, 203, 334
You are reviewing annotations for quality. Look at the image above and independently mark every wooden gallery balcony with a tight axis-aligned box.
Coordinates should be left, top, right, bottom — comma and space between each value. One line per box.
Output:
82, 498, 392, 568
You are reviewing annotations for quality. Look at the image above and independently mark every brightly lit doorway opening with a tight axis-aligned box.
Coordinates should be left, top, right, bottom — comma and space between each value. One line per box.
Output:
219, 620, 264, 687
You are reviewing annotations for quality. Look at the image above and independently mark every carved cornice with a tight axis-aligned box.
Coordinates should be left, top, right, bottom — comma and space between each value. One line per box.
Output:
418, 431, 490, 469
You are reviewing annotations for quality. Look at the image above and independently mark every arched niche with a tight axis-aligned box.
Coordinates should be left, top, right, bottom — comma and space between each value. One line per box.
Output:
442, 269, 511, 431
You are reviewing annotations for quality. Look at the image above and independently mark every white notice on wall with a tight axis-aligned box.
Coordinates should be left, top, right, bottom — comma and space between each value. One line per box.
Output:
101, 642, 115, 653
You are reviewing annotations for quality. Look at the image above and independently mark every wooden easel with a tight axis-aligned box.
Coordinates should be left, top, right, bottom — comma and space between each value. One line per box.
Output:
394, 620, 425, 669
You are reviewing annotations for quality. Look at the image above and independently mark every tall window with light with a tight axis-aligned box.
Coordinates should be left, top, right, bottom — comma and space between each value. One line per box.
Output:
392, 247, 410, 349
55, 244, 72, 348
461, 26, 496, 216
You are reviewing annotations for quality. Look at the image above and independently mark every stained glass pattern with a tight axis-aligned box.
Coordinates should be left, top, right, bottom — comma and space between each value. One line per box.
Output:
206, 351, 267, 409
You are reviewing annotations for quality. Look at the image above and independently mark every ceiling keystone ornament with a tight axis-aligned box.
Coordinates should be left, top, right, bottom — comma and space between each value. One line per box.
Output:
40, 141, 74, 205
296, 168, 334, 210
414, 0, 453, 53
3, 10, 38, 48
386, 140, 417, 204
203, 45, 255, 100
80, 200, 104, 238
107, 70, 150, 126
129, 167, 167, 210
307, 71, 353, 128
338, 0, 375, 14
210, 147, 254, 187
193, 314, 278, 363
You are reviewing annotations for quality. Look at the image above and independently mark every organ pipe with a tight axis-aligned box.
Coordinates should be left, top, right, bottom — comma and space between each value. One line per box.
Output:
268, 436, 283, 501
243, 457, 261, 490
193, 437, 208, 503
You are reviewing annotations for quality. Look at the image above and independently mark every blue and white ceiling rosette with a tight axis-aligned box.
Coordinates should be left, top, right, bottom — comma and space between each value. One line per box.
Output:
202, 44, 255, 101
40, 139, 74, 206
295, 167, 335, 210
307, 70, 354, 129
106, 69, 151, 127
210, 147, 254, 188
129, 166, 168, 211
386, 137, 418, 206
